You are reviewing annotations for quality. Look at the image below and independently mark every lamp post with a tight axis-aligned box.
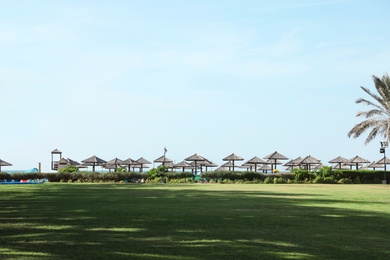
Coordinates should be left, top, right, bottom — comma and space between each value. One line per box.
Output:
380, 141, 388, 184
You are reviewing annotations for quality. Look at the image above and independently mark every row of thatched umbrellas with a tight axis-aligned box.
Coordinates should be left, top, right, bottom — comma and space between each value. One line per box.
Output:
1, 152, 383, 173
72, 151, 292, 173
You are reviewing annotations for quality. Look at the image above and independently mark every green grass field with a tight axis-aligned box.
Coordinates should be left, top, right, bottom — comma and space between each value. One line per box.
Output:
0, 183, 389, 259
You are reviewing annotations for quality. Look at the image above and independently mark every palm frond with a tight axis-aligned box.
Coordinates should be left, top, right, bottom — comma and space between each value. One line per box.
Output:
349, 73, 390, 144
356, 109, 385, 119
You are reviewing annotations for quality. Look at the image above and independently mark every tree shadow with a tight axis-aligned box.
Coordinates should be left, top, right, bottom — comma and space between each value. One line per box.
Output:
0, 184, 389, 259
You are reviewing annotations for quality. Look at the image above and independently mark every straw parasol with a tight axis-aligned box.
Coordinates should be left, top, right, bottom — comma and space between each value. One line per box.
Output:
136, 157, 151, 172
298, 155, 321, 171
223, 153, 244, 171
245, 156, 265, 172
284, 157, 302, 170
121, 158, 139, 172
329, 156, 349, 169
81, 155, 107, 172
259, 164, 272, 173
368, 161, 384, 170
173, 161, 191, 172
200, 160, 218, 172
220, 161, 236, 171
154, 155, 173, 167
263, 151, 288, 172
104, 158, 125, 171
348, 155, 371, 170
58, 158, 86, 169
239, 163, 252, 171
185, 153, 207, 174
0, 159, 12, 172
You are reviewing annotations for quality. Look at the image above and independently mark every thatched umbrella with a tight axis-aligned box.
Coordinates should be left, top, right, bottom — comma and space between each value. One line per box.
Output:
239, 163, 252, 171
220, 161, 236, 171
329, 156, 349, 169
284, 157, 302, 170
0, 159, 12, 172
104, 158, 125, 171
348, 155, 371, 170
121, 158, 139, 172
368, 161, 384, 170
81, 155, 107, 172
298, 155, 321, 171
200, 160, 218, 172
154, 155, 173, 167
223, 153, 244, 171
58, 158, 86, 170
375, 157, 390, 169
131, 164, 150, 171
259, 164, 272, 173
263, 158, 283, 172
245, 156, 265, 172
173, 161, 191, 172
136, 157, 151, 172
263, 151, 288, 172
185, 153, 207, 174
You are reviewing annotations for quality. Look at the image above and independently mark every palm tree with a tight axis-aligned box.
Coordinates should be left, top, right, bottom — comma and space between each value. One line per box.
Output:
348, 73, 390, 144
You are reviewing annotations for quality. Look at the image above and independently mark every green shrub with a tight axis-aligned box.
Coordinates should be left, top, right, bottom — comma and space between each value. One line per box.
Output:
273, 177, 285, 184
292, 168, 315, 182
58, 165, 78, 173
264, 177, 272, 184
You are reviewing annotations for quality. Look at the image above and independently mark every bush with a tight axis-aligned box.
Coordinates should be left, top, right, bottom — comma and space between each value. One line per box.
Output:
293, 168, 315, 182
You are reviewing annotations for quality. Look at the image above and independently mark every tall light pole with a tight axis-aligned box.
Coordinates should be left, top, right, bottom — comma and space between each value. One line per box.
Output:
380, 141, 388, 184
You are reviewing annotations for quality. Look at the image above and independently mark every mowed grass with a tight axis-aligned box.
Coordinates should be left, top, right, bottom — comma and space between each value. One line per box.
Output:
0, 183, 389, 260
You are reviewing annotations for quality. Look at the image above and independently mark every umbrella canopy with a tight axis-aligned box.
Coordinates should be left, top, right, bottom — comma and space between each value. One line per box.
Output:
0, 159, 12, 172
122, 158, 139, 171
58, 158, 86, 169
368, 161, 384, 169
245, 156, 265, 172
202, 161, 218, 171
185, 153, 207, 174
375, 157, 390, 164
154, 155, 173, 166
223, 153, 244, 171
173, 161, 191, 172
220, 161, 238, 171
81, 155, 107, 172
263, 151, 288, 171
239, 163, 252, 170
298, 155, 321, 171
135, 157, 151, 172
284, 157, 302, 169
104, 158, 125, 171
349, 155, 371, 170
259, 164, 272, 173
329, 156, 349, 169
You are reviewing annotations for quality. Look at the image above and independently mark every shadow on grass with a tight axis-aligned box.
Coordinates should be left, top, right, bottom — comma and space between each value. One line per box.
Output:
0, 184, 389, 259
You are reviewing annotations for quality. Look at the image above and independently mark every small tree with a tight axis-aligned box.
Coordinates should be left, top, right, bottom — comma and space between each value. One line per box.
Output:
58, 165, 78, 173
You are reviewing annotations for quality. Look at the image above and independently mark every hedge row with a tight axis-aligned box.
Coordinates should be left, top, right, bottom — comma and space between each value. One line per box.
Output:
200, 171, 295, 181
1, 168, 387, 184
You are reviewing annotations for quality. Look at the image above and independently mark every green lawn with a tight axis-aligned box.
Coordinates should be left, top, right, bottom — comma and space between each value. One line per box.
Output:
0, 183, 389, 259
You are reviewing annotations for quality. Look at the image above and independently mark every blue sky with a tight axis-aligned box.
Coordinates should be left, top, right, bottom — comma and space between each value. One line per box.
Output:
1, 0, 390, 171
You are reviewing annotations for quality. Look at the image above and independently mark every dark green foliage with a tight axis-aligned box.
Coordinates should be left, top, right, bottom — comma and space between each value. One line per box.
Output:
200, 171, 294, 183
292, 168, 316, 182
58, 165, 78, 173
